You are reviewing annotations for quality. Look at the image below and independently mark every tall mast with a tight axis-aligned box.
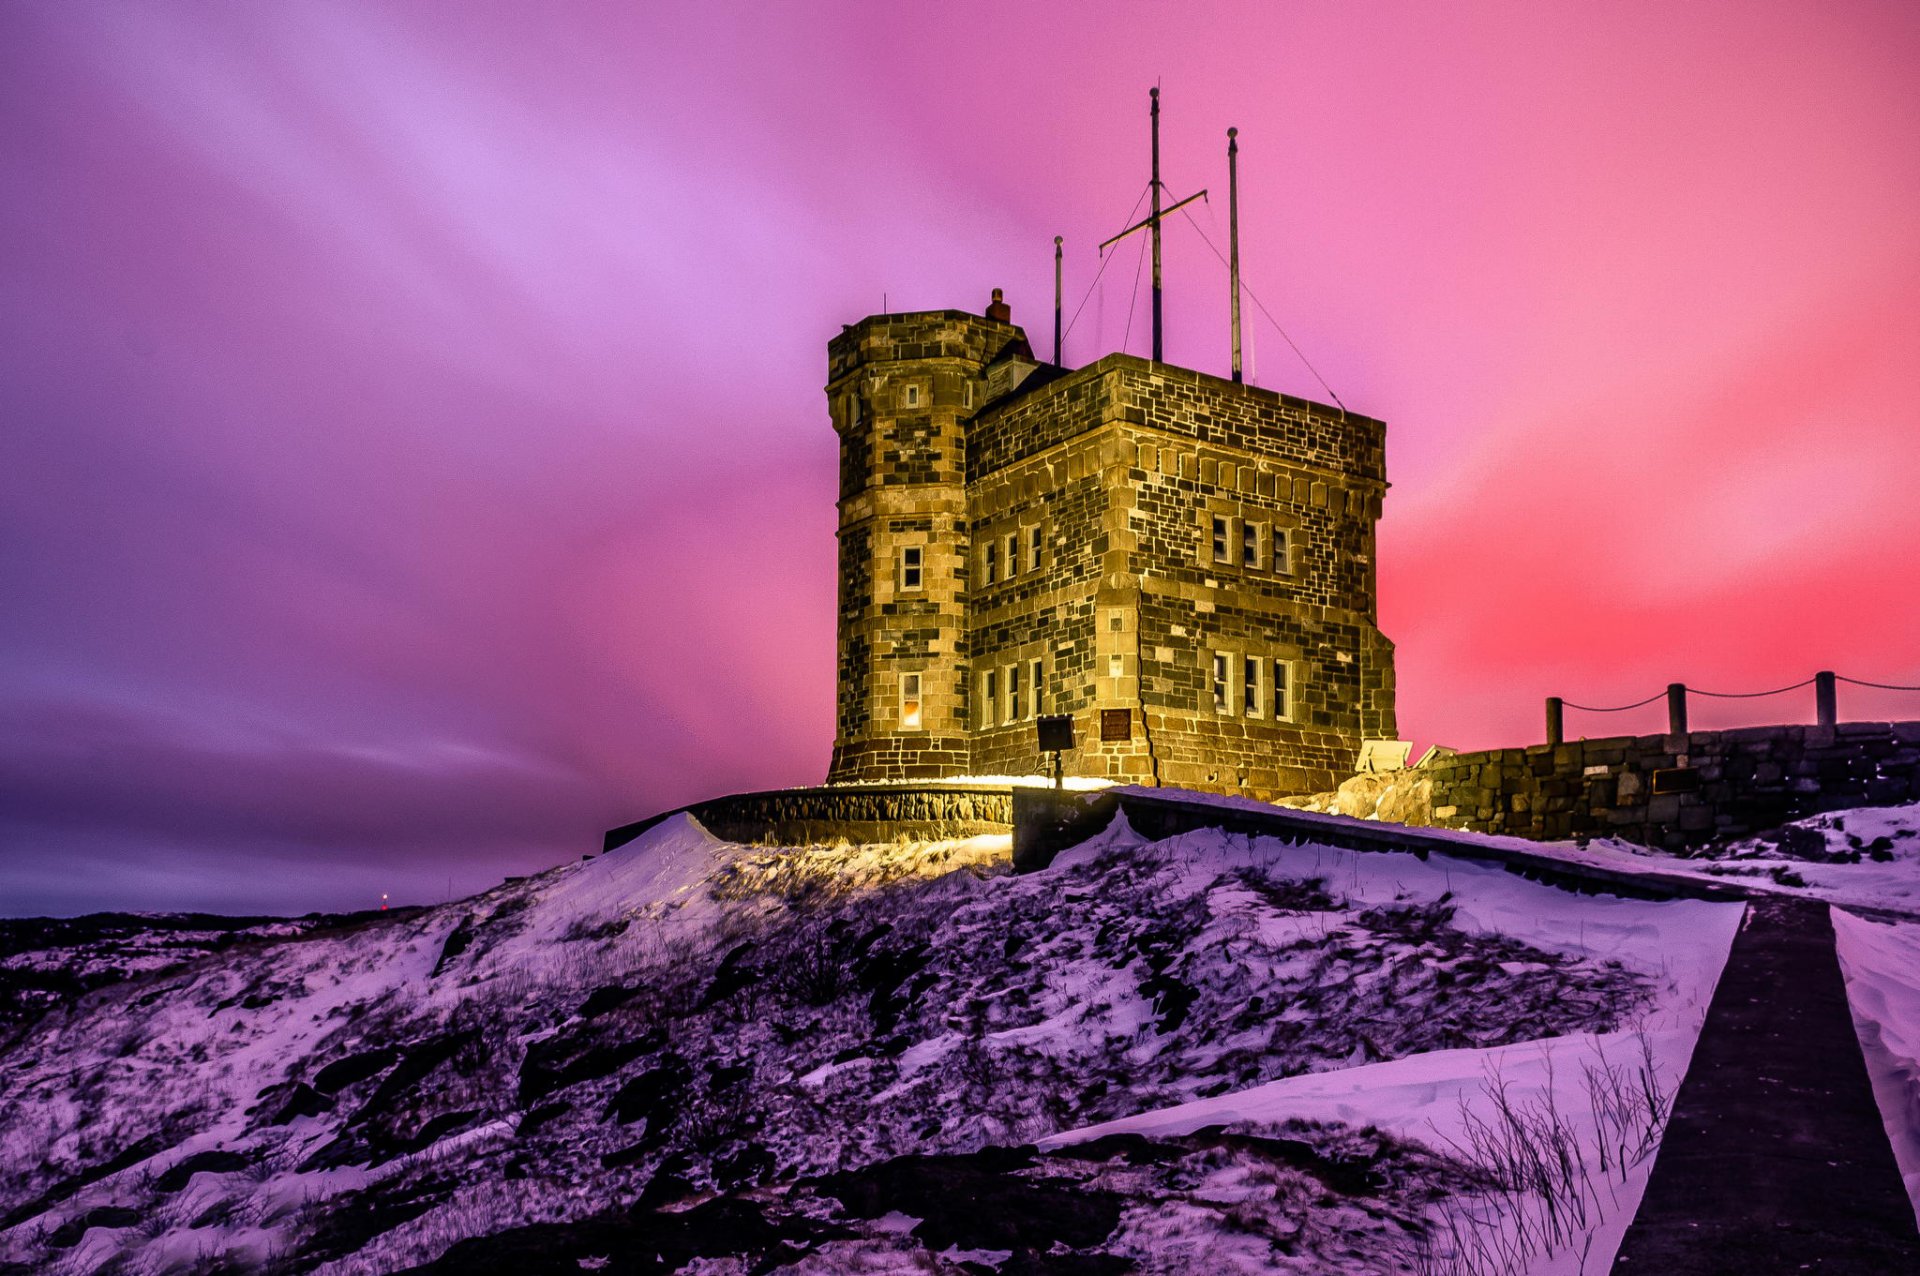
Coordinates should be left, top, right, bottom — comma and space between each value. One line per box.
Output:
1150, 86, 1163, 363
1053, 235, 1064, 365
1228, 127, 1242, 384
1099, 88, 1204, 362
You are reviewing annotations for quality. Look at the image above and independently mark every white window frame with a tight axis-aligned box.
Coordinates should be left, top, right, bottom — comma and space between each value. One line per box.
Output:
1212, 652, 1231, 715
982, 670, 999, 727
1029, 524, 1043, 572
899, 545, 923, 591
1211, 516, 1230, 564
1007, 663, 1022, 721
1273, 527, 1293, 576
900, 672, 923, 730
1030, 658, 1044, 717
1005, 532, 1020, 576
1242, 520, 1261, 570
902, 383, 921, 409
1273, 659, 1294, 721
1244, 655, 1263, 718
983, 540, 997, 585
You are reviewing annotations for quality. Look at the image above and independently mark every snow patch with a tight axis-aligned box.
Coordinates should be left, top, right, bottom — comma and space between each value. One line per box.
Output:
1833, 907, 1920, 1225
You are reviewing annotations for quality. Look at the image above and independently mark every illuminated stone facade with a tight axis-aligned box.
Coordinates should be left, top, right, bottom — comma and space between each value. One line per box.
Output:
826, 299, 1395, 799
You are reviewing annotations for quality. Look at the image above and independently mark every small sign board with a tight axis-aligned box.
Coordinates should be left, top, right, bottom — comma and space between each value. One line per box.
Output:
1037, 714, 1075, 753
1356, 739, 1413, 773
1650, 767, 1701, 795
1100, 709, 1132, 742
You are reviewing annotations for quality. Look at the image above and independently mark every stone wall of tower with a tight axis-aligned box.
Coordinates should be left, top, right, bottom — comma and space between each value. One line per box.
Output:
961, 425, 1136, 782
826, 311, 1023, 782
963, 356, 1395, 798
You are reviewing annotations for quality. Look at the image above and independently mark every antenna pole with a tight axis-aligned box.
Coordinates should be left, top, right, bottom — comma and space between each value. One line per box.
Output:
1150, 86, 1163, 363
1053, 235, 1064, 364
1228, 127, 1242, 384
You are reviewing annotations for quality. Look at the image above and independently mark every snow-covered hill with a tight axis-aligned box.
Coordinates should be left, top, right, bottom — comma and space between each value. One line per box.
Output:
0, 804, 1754, 1274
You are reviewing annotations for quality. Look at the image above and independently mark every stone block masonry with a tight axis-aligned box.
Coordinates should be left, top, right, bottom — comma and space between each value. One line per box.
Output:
825, 298, 1395, 798
1289, 721, 1920, 850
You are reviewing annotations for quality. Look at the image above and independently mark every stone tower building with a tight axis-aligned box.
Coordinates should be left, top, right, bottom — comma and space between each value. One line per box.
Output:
825, 293, 1395, 799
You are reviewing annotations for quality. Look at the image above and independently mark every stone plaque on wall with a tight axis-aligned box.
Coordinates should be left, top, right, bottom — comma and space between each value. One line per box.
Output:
1101, 709, 1132, 742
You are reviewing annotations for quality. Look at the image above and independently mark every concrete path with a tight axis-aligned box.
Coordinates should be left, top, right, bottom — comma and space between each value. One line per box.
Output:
1613, 897, 1920, 1272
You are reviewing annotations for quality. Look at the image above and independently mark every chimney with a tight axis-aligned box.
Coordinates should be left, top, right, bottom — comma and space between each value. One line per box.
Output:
986, 288, 1011, 323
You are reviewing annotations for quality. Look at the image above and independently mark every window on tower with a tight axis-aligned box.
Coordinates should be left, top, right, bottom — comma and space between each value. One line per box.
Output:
1211, 517, 1229, 564
1242, 521, 1260, 569
900, 546, 923, 591
984, 541, 997, 585
900, 673, 923, 730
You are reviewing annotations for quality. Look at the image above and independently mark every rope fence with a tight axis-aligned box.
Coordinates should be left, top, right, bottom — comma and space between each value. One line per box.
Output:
1545, 671, 1920, 745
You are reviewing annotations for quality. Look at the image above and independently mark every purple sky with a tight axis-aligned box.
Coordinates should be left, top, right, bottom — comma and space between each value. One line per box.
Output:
4, 2, 1917, 916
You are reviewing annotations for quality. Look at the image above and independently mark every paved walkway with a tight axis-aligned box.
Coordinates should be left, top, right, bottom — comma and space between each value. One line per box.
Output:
1614, 897, 1920, 1272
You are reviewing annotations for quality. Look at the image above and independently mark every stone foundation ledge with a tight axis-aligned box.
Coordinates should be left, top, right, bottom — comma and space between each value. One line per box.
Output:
603, 781, 1039, 853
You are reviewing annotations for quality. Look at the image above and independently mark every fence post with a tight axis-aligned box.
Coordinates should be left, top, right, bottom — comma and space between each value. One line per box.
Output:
1816, 671, 1837, 727
1545, 697, 1563, 746
1667, 683, 1688, 737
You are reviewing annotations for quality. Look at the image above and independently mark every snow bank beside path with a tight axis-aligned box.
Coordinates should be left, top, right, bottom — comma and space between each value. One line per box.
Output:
1049, 1026, 1717, 1276
1061, 820, 1743, 1034
1834, 908, 1920, 1225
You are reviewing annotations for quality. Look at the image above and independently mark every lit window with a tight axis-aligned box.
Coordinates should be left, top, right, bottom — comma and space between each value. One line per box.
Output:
1274, 660, 1292, 721
1211, 517, 1229, 563
984, 541, 997, 585
900, 546, 923, 591
1273, 528, 1291, 575
1008, 664, 1022, 720
1030, 525, 1043, 572
901, 673, 923, 729
984, 670, 998, 727
1006, 533, 1020, 576
1031, 659, 1044, 715
1213, 653, 1230, 714
903, 384, 921, 408
1242, 521, 1259, 569
1244, 657, 1261, 716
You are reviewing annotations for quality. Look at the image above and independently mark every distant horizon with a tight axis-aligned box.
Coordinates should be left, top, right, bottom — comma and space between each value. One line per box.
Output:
3, 0, 1917, 915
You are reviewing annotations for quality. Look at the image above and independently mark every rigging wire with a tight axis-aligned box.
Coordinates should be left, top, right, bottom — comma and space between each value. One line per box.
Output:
1061, 183, 1151, 348
1178, 205, 1346, 411
1120, 223, 1150, 357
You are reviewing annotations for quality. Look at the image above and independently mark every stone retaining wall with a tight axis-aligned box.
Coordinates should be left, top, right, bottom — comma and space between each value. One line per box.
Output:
1287, 722, 1920, 849
604, 784, 1014, 853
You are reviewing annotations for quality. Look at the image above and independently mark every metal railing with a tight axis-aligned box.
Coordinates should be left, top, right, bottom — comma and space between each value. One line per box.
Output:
1545, 671, 1920, 745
